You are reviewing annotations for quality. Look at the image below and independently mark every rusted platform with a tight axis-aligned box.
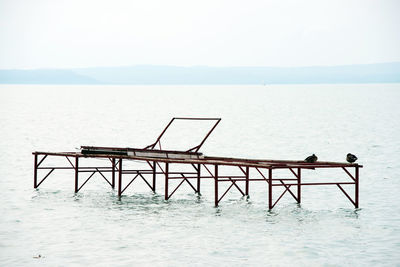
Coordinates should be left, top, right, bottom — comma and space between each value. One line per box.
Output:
33, 117, 362, 209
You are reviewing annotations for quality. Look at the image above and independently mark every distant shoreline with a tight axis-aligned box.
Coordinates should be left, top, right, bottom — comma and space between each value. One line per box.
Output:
1, 62, 399, 85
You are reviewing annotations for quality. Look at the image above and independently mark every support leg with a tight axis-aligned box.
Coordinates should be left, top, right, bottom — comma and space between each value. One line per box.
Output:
197, 163, 201, 194
355, 167, 359, 208
215, 165, 219, 206
34, 154, 38, 188
165, 163, 169, 200
74, 156, 79, 193
245, 166, 249, 196
268, 168, 272, 210
152, 161, 156, 192
111, 158, 116, 189
297, 168, 301, 203
118, 159, 122, 197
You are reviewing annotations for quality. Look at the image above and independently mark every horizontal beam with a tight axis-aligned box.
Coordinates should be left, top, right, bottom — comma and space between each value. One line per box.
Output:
271, 182, 355, 186
32, 151, 363, 169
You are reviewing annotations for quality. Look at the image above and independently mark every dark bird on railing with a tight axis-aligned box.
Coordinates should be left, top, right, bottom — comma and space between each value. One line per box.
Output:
346, 153, 358, 163
305, 154, 318, 163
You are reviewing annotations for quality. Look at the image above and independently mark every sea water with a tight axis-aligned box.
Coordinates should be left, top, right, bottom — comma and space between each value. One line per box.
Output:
0, 84, 399, 266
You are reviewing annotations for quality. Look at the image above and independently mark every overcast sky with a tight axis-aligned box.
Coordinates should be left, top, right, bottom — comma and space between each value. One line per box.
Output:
0, 0, 399, 69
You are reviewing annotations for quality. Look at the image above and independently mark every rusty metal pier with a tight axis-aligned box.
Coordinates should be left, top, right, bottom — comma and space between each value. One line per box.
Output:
33, 118, 362, 209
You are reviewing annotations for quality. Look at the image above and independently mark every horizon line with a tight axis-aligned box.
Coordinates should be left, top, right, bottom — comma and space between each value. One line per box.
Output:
1, 61, 400, 71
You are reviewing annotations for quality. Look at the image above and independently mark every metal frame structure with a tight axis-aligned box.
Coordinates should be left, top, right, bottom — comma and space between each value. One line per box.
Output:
33, 118, 362, 209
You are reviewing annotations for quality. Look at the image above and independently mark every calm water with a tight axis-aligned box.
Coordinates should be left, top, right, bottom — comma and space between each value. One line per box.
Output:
0, 84, 399, 266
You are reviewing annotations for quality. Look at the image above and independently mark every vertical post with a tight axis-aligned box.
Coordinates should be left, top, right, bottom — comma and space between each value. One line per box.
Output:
245, 166, 249, 196
297, 168, 301, 203
165, 163, 169, 200
268, 168, 272, 210
215, 165, 219, 206
74, 156, 79, 193
111, 158, 116, 189
152, 161, 156, 192
34, 154, 38, 188
197, 164, 201, 194
118, 158, 122, 197
355, 166, 359, 208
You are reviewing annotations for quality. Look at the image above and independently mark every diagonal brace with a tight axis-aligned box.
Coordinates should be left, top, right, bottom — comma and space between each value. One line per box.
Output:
36, 168, 55, 188
121, 174, 139, 195
337, 184, 356, 206
272, 185, 291, 209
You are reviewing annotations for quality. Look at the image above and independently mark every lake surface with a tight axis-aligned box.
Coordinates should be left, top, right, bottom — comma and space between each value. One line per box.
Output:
0, 84, 399, 266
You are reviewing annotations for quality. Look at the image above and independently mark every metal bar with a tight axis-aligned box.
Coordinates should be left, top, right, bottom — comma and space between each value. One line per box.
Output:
268, 169, 272, 210
174, 117, 221, 120
167, 176, 213, 180
245, 166, 249, 196
38, 167, 99, 170
65, 156, 75, 168
118, 170, 157, 175
121, 174, 139, 194
33, 151, 362, 169
165, 163, 169, 200
115, 159, 120, 171
180, 174, 197, 192
160, 171, 197, 174
197, 164, 201, 194
145, 160, 153, 170
337, 184, 356, 206
168, 179, 185, 199
218, 178, 292, 182
96, 168, 112, 187
166, 174, 248, 179
256, 167, 268, 182
203, 164, 215, 178
36, 168, 55, 188
297, 168, 301, 203
74, 156, 79, 193
272, 185, 291, 209
34, 154, 38, 188
190, 164, 199, 172
152, 161, 156, 192
112, 158, 116, 188
77, 169, 125, 172
342, 167, 356, 182
238, 166, 247, 176
218, 183, 235, 203
145, 118, 175, 149
271, 182, 355, 186
85, 146, 202, 156
138, 173, 153, 191
215, 165, 219, 206
288, 167, 299, 178
78, 171, 96, 192
188, 118, 221, 152
156, 162, 165, 175
229, 178, 245, 196
37, 155, 48, 167
355, 167, 359, 208
279, 180, 298, 202
118, 159, 122, 196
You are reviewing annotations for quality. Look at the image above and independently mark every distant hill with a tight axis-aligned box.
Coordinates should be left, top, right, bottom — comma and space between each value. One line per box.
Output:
1, 62, 400, 84
0, 69, 99, 84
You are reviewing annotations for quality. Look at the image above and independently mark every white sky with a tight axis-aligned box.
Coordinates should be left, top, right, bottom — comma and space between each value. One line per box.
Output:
0, 0, 399, 69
